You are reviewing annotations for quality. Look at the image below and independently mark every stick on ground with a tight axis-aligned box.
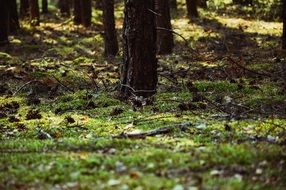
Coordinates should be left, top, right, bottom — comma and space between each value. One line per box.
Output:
113, 121, 193, 139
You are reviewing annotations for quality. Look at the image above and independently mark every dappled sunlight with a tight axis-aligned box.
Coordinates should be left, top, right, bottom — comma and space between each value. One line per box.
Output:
1, 0, 286, 189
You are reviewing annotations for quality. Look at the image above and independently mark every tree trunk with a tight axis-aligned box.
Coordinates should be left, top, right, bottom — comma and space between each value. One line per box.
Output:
0, 0, 9, 45
59, 0, 70, 16
282, 0, 286, 49
73, 0, 91, 27
198, 0, 207, 9
186, 0, 199, 18
169, 0, 177, 10
73, 0, 82, 25
95, 0, 103, 9
42, 0, 48, 14
9, 0, 20, 33
120, 0, 158, 97
81, 0, 92, 27
156, 0, 174, 54
30, 0, 40, 26
102, 0, 118, 56
282, 0, 286, 92
20, 0, 30, 18
233, 0, 252, 6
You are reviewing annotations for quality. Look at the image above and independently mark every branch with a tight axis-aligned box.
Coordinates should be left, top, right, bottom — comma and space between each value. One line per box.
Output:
156, 27, 199, 55
113, 121, 193, 139
227, 57, 272, 77
51, 75, 75, 93
13, 80, 37, 96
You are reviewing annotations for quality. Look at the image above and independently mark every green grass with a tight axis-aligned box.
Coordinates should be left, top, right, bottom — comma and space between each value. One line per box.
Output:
1, 0, 286, 189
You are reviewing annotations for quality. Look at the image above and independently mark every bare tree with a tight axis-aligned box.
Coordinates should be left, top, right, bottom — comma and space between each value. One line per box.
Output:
120, 0, 158, 97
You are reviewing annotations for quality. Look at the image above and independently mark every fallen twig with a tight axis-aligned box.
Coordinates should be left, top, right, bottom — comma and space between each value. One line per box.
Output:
13, 80, 37, 96
51, 75, 75, 93
113, 121, 193, 139
228, 57, 272, 77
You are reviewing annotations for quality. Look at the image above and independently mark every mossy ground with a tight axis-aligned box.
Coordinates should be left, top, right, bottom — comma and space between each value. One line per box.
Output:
0, 1, 286, 189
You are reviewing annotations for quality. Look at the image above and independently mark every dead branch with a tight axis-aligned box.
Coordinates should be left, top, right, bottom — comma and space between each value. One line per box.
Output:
227, 57, 272, 77
113, 121, 193, 139
51, 75, 75, 93
13, 80, 37, 96
156, 27, 199, 55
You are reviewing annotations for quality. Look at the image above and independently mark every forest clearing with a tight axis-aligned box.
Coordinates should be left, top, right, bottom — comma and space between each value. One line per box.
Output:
0, 0, 286, 189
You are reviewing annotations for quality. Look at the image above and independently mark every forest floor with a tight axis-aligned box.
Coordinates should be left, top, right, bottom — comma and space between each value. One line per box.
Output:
0, 2, 286, 190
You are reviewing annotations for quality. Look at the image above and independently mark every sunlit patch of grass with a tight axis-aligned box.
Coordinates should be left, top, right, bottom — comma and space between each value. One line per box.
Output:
1, 1, 286, 189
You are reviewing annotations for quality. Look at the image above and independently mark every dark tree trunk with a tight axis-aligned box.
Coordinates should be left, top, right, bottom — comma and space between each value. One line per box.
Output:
20, 0, 30, 18
156, 0, 174, 54
9, 0, 20, 33
120, 0, 158, 97
73, 0, 91, 27
198, 0, 207, 8
282, 0, 286, 49
102, 0, 118, 56
186, 0, 199, 18
233, 0, 252, 6
30, 0, 40, 26
169, 0, 177, 10
42, 0, 48, 14
73, 0, 82, 25
81, 0, 92, 27
0, 0, 9, 45
282, 0, 286, 92
59, 0, 70, 16
95, 0, 103, 9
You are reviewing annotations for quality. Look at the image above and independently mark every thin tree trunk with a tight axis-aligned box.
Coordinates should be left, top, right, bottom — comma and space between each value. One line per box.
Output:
59, 0, 70, 16
73, 0, 82, 25
95, 0, 103, 9
156, 0, 174, 54
169, 0, 177, 10
73, 0, 91, 27
0, 0, 9, 45
20, 0, 30, 18
42, 0, 48, 14
30, 0, 40, 26
102, 0, 118, 56
233, 0, 252, 6
198, 0, 207, 8
9, 0, 20, 33
282, 0, 286, 92
186, 0, 199, 18
120, 0, 158, 97
81, 0, 92, 27
282, 0, 286, 49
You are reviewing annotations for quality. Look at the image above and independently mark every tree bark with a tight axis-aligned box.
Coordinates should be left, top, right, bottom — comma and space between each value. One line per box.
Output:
42, 0, 48, 14
0, 0, 9, 45
59, 0, 70, 16
102, 0, 118, 56
81, 0, 92, 27
30, 0, 40, 26
282, 0, 286, 92
20, 0, 30, 18
156, 0, 174, 54
232, 0, 252, 6
73, 0, 82, 25
186, 0, 199, 18
9, 0, 20, 33
120, 0, 158, 97
73, 0, 92, 27
282, 0, 286, 49
95, 0, 103, 9
198, 0, 207, 8
169, 0, 177, 10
